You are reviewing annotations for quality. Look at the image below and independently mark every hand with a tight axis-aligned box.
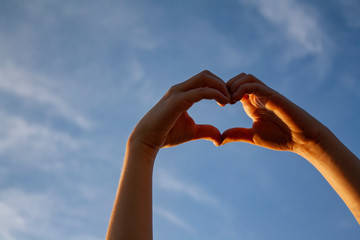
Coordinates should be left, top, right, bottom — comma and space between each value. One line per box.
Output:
222, 73, 328, 154
129, 70, 230, 151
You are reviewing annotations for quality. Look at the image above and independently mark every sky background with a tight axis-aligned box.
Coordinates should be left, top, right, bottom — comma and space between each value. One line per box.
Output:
0, 0, 360, 239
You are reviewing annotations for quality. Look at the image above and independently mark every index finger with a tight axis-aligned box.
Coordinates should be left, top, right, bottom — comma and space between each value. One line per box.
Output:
173, 70, 230, 99
227, 74, 266, 95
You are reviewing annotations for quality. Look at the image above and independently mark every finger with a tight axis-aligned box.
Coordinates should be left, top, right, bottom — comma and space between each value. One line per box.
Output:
227, 74, 266, 97
238, 93, 260, 120
173, 70, 230, 99
265, 95, 316, 134
226, 72, 247, 90
221, 128, 254, 145
180, 87, 231, 107
194, 124, 222, 146
231, 83, 309, 134
202, 70, 226, 84
231, 82, 271, 103
153, 87, 230, 133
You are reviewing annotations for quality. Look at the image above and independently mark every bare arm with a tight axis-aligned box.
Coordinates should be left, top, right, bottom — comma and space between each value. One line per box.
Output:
222, 73, 360, 223
106, 71, 230, 240
298, 128, 360, 222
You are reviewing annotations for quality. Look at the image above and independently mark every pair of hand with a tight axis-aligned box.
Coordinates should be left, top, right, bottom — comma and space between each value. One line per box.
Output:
129, 70, 326, 154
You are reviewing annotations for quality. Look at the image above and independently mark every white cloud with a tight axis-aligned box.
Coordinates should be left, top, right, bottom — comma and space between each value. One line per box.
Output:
168, 18, 257, 70
54, 0, 160, 51
89, 1, 160, 50
0, 188, 103, 240
156, 169, 219, 207
0, 62, 93, 130
240, 0, 327, 57
18, 0, 160, 50
154, 207, 195, 233
119, 59, 158, 105
0, 111, 84, 169
0, 188, 56, 240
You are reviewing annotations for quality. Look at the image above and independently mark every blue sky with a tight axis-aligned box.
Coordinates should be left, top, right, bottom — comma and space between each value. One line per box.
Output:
0, 0, 359, 239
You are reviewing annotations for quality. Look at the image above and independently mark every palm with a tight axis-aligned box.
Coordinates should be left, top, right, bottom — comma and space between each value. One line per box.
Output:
163, 112, 222, 147
163, 112, 198, 147
250, 116, 293, 151
222, 94, 294, 151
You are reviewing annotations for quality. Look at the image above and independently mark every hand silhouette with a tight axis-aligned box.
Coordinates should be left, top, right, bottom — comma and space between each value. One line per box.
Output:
222, 73, 327, 154
129, 70, 230, 151
107, 72, 360, 240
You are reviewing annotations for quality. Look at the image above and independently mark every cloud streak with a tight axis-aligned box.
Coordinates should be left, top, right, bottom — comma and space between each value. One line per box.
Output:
0, 63, 93, 130
0, 111, 84, 169
156, 169, 219, 207
0, 188, 57, 240
154, 207, 195, 233
240, 0, 328, 56
0, 188, 103, 240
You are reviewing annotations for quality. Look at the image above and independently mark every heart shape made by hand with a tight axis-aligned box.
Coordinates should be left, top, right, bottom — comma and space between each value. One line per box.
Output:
187, 91, 292, 151
133, 71, 306, 153
180, 73, 295, 151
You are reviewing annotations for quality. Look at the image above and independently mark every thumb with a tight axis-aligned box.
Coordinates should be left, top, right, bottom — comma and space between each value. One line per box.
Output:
194, 124, 222, 146
221, 128, 254, 145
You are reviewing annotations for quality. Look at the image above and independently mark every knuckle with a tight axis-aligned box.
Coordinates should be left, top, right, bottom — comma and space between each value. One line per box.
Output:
168, 84, 180, 94
198, 70, 212, 80
201, 70, 211, 75
238, 72, 247, 78
167, 93, 183, 108
168, 91, 181, 101
174, 93, 193, 109
247, 74, 256, 79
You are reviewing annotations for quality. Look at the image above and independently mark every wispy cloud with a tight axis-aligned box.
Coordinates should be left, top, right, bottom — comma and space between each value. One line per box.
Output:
0, 188, 102, 240
0, 63, 93, 130
166, 18, 257, 70
240, 0, 328, 57
6, 1, 160, 52
0, 188, 57, 240
0, 111, 84, 169
156, 169, 219, 207
154, 207, 195, 233
89, 1, 160, 50
119, 59, 158, 105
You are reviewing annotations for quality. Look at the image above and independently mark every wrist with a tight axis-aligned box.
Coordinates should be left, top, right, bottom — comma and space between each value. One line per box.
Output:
293, 125, 335, 164
126, 136, 159, 164
293, 125, 355, 171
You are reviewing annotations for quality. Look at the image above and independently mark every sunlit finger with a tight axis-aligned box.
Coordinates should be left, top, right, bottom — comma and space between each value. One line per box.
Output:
226, 72, 247, 90
175, 70, 230, 98
194, 124, 222, 146
221, 128, 254, 145
182, 87, 230, 106
228, 74, 266, 96
231, 82, 267, 103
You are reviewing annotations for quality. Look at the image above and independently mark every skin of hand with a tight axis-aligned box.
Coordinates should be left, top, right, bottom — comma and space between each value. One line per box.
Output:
129, 70, 230, 150
222, 73, 360, 223
106, 70, 230, 240
107, 72, 359, 240
221, 73, 328, 154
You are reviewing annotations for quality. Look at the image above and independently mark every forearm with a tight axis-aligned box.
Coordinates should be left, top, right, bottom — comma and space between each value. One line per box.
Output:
106, 141, 158, 240
297, 129, 360, 223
